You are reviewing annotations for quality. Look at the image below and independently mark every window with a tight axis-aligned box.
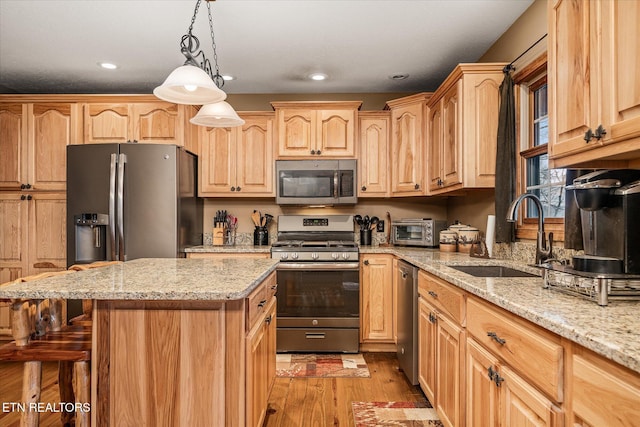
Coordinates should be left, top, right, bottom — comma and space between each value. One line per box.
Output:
514, 55, 565, 240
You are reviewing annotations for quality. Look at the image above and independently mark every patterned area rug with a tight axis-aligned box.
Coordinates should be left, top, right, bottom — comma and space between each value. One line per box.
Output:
276, 353, 371, 378
352, 401, 443, 426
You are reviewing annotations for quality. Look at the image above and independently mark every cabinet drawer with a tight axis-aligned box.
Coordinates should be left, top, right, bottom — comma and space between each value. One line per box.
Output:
247, 281, 268, 328
467, 297, 563, 402
418, 270, 465, 325
264, 272, 278, 301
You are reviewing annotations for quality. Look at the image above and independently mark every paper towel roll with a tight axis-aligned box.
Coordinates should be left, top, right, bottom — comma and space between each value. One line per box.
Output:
485, 215, 496, 258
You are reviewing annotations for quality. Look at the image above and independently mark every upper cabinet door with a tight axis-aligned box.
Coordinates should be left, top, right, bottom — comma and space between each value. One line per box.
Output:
28, 103, 79, 191
358, 112, 390, 197
276, 108, 315, 157
0, 104, 26, 189
199, 126, 236, 195
236, 116, 274, 195
131, 102, 184, 145
548, 0, 595, 160
84, 104, 131, 143
316, 109, 356, 157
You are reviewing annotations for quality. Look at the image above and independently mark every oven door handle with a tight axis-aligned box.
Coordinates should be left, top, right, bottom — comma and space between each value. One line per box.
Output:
276, 262, 360, 271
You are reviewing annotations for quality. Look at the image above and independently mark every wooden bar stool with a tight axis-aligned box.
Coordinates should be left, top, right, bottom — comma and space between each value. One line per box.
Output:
0, 271, 92, 427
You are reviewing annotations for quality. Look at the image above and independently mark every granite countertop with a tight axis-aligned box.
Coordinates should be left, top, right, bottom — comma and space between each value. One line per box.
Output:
0, 258, 279, 301
185, 245, 271, 253
362, 246, 640, 375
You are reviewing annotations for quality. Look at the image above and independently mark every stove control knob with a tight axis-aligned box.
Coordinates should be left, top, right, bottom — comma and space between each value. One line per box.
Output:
331, 252, 340, 260
311, 252, 319, 260
280, 253, 289, 260
342, 252, 350, 260
291, 252, 299, 260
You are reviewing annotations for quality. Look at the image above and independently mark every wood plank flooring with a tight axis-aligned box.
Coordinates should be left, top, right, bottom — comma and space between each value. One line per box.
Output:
0, 353, 425, 426
265, 352, 427, 427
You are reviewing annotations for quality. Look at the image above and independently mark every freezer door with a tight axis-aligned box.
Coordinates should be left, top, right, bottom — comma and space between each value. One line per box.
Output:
119, 144, 179, 260
67, 144, 120, 265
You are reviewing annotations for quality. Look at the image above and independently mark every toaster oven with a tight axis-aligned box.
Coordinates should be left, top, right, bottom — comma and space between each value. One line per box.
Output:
390, 218, 447, 247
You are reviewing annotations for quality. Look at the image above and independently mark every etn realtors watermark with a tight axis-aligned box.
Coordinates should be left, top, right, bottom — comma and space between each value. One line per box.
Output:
3, 402, 90, 413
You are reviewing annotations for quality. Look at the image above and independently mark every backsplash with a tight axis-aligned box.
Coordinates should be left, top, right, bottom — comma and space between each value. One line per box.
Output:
492, 241, 582, 264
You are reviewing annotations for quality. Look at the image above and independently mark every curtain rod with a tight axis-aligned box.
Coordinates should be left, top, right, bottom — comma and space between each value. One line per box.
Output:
503, 33, 548, 73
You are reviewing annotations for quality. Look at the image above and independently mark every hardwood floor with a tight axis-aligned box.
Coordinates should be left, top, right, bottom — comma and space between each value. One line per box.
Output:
265, 352, 427, 427
0, 353, 425, 426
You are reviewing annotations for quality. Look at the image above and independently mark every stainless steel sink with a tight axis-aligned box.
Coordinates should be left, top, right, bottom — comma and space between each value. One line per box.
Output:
448, 265, 539, 278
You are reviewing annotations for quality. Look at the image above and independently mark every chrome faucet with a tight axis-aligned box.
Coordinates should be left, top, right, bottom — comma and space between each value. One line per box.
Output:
506, 193, 553, 265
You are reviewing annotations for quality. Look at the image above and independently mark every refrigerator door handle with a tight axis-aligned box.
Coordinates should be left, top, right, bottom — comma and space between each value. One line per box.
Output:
109, 153, 118, 261
117, 153, 127, 261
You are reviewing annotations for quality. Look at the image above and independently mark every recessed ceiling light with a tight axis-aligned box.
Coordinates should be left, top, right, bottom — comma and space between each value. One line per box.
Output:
389, 73, 409, 80
309, 73, 328, 81
98, 62, 118, 70
222, 75, 235, 81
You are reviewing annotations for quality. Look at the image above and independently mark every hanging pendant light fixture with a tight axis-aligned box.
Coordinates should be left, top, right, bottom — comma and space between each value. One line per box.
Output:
154, 0, 244, 127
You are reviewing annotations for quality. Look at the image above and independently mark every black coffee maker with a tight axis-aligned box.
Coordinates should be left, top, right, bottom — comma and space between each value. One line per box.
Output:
568, 169, 640, 274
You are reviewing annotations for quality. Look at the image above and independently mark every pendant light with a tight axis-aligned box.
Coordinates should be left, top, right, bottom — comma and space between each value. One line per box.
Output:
154, 0, 244, 127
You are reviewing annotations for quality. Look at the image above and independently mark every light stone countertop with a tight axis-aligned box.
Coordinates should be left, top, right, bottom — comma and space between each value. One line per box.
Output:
0, 258, 279, 301
185, 244, 271, 254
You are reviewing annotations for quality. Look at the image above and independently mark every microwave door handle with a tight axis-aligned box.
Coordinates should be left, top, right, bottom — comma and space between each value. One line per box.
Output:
333, 171, 339, 199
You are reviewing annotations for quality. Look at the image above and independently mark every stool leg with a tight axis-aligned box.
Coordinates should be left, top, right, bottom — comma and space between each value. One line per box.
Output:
74, 361, 91, 427
20, 360, 41, 427
59, 361, 75, 426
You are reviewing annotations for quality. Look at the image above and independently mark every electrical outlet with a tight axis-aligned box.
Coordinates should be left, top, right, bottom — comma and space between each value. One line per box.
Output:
376, 220, 384, 232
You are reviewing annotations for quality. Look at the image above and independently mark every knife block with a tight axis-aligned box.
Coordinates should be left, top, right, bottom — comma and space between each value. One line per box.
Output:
213, 225, 226, 246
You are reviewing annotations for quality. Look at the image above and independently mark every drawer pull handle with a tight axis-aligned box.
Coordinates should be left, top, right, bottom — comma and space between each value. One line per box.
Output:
271, 284, 278, 291
306, 333, 325, 339
428, 313, 437, 324
428, 290, 438, 298
258, 299, 267, 308
487, 366, 504, 387
265, 314, 272, 325
487, 331, 506, 345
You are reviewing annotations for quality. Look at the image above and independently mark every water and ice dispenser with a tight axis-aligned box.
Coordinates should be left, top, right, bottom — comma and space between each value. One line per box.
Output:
74, 213, 109, 263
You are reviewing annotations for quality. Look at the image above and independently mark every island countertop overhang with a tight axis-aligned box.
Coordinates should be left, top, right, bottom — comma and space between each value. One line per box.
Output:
0, 258, 279, 301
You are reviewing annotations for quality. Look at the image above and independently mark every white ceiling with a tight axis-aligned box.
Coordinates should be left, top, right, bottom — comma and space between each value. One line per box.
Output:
0, 0, 533, 95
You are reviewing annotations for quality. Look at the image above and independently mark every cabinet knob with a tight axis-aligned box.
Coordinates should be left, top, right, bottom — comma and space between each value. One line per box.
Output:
584, 128, 594, 143
316, 150, 321, 155
428, 312, 437, 324
26, 184, 31, 189
27, 195, 32, 200
310, 149, 316, 155
21, 184, 26, 189
594, 124, 607, 140
361, 186, 367, 191
437, 178, 443, 186
230, 186, 236, 192
265, 314, 272, 325
414, 183, 420, 190
21, 194, 26, 200
236, 186, 241, 191
363, 260, 370, 266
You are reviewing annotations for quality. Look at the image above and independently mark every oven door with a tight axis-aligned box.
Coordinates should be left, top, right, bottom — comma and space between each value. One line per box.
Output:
276, 262, 359, 327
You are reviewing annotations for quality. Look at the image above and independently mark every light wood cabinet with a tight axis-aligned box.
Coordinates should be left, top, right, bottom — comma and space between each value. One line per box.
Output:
570, 344, 640, 426
0, 103, 79, 191
83, 102, 185, 145
0, 192, 66, 279
199, 113, 274, 197
246, 297, 276, 427
548, 0, 640, 168
386, 93, 431, 196
426, 64, 503, 194
271, 101, 361, 158
358, 111, 390, 197
418, 270, 465, 427
360, 255, 394, 343
0, 302, 10, 338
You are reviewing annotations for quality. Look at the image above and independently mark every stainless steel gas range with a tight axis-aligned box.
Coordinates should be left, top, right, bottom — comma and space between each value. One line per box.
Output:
271, 215, 359, 353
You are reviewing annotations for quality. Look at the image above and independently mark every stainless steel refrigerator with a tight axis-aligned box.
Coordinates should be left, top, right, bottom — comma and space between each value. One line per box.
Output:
66, 143, 203, 267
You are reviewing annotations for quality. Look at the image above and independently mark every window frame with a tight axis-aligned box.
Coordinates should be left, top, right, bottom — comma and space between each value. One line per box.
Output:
513, 54, 565, 241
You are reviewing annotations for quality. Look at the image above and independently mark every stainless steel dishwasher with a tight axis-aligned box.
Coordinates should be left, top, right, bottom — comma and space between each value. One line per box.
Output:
396, 260, 419, 385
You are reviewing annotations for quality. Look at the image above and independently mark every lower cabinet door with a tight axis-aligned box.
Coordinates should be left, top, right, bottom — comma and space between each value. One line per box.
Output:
466, 338, 499, 427
500, 365, 563, 427
436, 313, 464, 427
246, 309, 269, 427
418, 297, 437, 404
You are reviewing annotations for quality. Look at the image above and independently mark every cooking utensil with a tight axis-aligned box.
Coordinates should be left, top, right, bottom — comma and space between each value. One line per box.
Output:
369, 216, 379, 230
251, 210, 261, 227
354, 215, 363, 227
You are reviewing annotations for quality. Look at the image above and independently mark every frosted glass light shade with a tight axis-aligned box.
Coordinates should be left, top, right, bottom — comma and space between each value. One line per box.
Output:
190, 102, 245, 127
153, 65, 227, 105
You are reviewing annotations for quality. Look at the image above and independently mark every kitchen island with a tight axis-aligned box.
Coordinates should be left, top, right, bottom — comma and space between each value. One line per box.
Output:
0, 257, 279, 427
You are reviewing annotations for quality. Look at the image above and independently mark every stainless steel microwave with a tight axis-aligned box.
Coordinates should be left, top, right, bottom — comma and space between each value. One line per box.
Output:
391, 218, 447, 247
276, 160, 357, 205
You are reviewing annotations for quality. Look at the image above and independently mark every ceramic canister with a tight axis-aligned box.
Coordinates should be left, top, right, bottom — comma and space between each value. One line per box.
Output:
439, 230, 458, 252
457, 227, 479, 244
